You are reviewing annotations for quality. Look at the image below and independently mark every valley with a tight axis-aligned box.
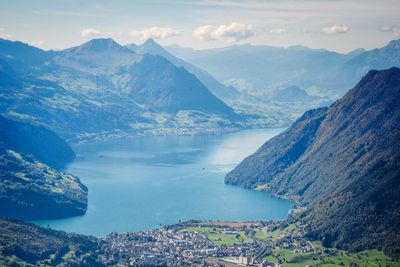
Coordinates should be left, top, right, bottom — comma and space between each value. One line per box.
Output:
0, 1, 400, 264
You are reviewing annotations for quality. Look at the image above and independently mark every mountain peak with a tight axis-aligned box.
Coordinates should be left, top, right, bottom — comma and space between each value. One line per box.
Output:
143, 38, 158, 46
347, 48, 366, 56
67, 38, 131, 54
136, 38, 167, 56
385, 38, 400, 49
353, 67, 400, 93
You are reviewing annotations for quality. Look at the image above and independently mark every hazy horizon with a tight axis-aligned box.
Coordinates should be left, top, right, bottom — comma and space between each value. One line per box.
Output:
1, 0, 400, 53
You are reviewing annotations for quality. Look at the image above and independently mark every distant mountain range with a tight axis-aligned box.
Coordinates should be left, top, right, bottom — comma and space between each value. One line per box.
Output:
0, 115, 87, 220
2, 38, 399, 142
225, 68, 400, 258
167, 39, 400, 99
0, 38, 243, 141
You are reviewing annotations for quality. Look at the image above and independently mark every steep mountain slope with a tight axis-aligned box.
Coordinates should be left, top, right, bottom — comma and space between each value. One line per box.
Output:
124, 54, 234, 114
225, 107, 328, 190
226, 68, 400, 257
0, 38, 239, 140
0, 115, 74, 169
127, 39, 240, 101
0, 150, 88, 220
0, 116, 87, 220
0, 219, 104, 266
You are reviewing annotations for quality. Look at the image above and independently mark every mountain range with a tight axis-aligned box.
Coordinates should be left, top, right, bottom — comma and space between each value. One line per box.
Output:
7, 37, 395, 142
167, 39, 400, 99
225, 68, 400, 258
0, 38, 242, 142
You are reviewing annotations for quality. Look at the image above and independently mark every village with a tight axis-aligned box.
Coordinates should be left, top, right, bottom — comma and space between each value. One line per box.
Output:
99, 219, 318, 266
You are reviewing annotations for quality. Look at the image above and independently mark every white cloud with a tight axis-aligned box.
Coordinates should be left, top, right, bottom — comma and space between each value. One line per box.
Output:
25, 39, 46, 47
0, 28, 13, 39
81, 28, 103, 37
129, 27, 181, 40
321, 25, 349, 34
193, 25, 217, 41
193, 22, 254, 42
270, 28, 287, 34
380, 25, 400, 37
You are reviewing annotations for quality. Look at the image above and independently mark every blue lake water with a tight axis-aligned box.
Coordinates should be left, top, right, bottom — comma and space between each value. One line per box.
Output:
35, 128, 292, 237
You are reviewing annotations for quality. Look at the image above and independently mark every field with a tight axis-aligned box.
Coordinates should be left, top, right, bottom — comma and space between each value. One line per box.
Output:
181, 227, 252, 246
182, 224, 400, 267
266, 248, 400, 267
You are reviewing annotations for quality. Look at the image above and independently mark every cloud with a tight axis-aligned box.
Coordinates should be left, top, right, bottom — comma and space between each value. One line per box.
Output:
321, 25, 349, 34
270, 28, 287, 34
193, 25, 216, 41
129, 27, 181, 40
380, 25, 400, 37
193, 22, 254, 42
81, 28, 103, 37
0, 28, 13, 39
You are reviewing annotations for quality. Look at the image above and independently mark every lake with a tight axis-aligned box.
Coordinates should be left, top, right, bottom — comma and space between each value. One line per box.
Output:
35, 128, 292, 237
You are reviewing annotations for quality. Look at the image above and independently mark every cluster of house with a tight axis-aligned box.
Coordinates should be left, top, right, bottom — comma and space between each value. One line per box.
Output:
99, 220, 317, 266
100, 226, 216, 266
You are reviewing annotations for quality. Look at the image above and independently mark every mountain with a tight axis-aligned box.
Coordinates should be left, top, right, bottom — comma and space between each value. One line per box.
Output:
225, 68, 400, 257
333, 39, 400, 93
0, 39, 52, 74
166, 43, 351, 97
225, 107, 329, 189
0, 116, 87, 220
123, 54, 234, 114
57, 38, 137, 73
127, 39, 240, 101
270, 85, 330, 103
0, 38, 240, 141
0, 115, 74, 169
347, 48, 366, 57
0, 219, 104, 266
167, 40, 400, 99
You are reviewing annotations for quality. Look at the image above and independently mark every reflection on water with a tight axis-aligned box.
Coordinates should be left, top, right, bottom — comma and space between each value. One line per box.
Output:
209, 129, 282, 169
34, 128, 291, 237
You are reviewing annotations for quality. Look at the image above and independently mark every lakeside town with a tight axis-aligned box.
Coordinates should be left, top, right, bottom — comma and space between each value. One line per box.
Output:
98, 218, 397, 267
100, 220, 292, 266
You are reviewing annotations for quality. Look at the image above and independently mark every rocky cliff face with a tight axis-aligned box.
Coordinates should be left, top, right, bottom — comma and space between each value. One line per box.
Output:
225, 68, 400, 257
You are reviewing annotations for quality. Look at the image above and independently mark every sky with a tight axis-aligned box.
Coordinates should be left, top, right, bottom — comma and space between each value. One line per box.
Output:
0, 0, 399, 53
